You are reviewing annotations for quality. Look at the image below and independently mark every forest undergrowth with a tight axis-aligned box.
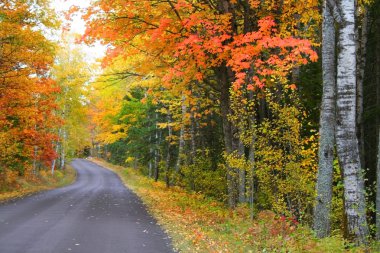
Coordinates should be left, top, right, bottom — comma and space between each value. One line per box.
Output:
0, 165, 76, 203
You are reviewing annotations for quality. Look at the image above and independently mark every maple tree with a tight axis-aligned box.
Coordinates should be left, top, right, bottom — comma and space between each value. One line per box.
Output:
0, 0, 59, 183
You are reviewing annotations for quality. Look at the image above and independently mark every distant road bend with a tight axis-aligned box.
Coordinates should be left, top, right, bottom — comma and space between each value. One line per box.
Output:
0, 159, 174, 253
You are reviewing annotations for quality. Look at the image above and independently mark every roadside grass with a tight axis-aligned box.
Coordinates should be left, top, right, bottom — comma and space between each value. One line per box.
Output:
91, 158, 374, 253
0, 165, 77, 203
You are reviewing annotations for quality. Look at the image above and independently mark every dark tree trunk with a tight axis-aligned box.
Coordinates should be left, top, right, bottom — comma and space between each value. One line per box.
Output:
238, 139, 246, 203
375, 13, 380, 240
356, 7, 368, 168
218, 65, 238, 208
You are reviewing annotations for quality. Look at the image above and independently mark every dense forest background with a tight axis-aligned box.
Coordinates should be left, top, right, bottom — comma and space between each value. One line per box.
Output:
1, 0, 380, 246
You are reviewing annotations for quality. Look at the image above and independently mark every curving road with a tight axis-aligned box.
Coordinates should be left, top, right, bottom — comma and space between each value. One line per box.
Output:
0, 159, 175, 253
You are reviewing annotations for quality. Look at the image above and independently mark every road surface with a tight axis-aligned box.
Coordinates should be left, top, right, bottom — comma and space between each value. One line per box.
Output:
0, 159, 175, 253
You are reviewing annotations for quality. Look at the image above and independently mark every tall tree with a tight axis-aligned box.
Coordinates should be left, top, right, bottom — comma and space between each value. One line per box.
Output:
313, 0, 336, 238
0, 0, 58, 179
335, 0, 369, 243
314, 0, 370, 243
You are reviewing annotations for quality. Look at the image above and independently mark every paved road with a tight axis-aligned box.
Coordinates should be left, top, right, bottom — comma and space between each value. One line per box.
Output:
0, 159, 174, 253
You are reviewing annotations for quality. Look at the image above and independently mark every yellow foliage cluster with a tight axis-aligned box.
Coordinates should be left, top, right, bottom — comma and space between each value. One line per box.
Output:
228, 87, 318, 221
254, 90, 317, 220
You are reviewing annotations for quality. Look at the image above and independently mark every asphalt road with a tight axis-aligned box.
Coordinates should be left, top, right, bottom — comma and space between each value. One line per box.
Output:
0, 159, 175, 253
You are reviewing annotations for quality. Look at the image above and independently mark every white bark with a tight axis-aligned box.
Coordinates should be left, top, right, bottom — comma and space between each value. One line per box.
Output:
51, 159, 56, 175
51, 128, 62, 175
60, 128, 66, 170
327, 0, 343, 24
51, 142, 59, 175
314, 0, 336, 238
335, 0, 369, 243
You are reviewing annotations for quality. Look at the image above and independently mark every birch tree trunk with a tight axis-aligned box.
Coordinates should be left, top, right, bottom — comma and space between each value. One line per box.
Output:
313, 0, 336, 238
51, 132, 60, 175
60, 102, 67, 170
335, 0, 369, 243
60, 128, 66, 170
51, 155, 57, 175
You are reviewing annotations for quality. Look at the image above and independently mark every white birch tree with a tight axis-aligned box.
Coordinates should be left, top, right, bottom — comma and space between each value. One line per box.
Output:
315, 0, 369, 243
335, 0, 369, 243
314, 0, 336, 238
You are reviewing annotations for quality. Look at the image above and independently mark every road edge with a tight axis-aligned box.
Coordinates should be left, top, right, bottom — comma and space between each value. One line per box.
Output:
87, 158, 180, 253
0, 164, 77, 204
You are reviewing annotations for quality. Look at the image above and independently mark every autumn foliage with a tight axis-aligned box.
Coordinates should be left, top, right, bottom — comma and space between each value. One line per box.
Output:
0, 0, 379, 249
76, 0, 320, 221
1, 0, 380, 249
78, 0, 318, 90
0, 0, 59, 187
